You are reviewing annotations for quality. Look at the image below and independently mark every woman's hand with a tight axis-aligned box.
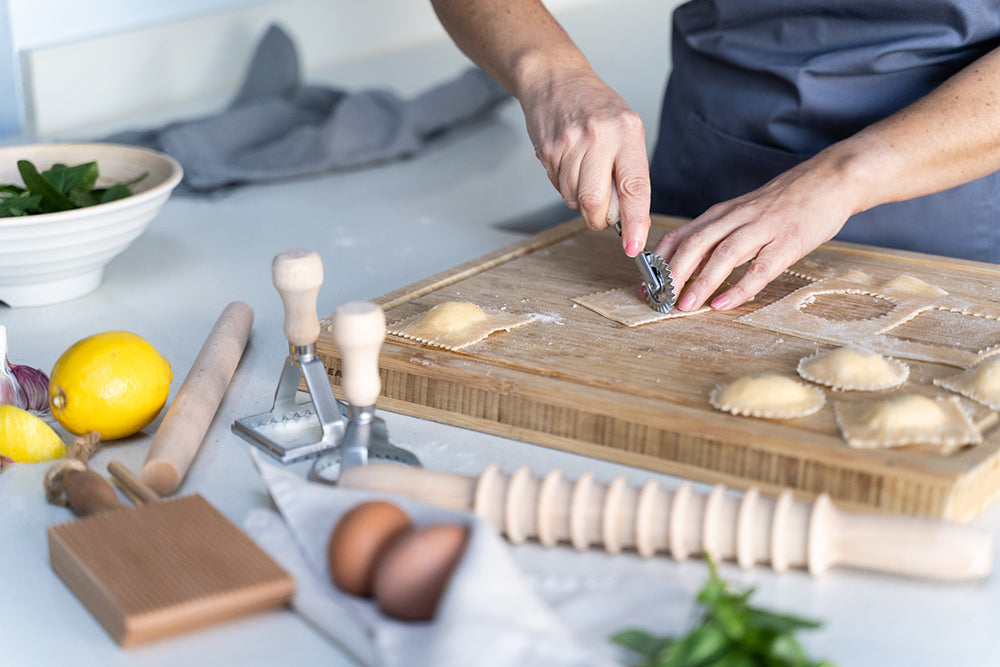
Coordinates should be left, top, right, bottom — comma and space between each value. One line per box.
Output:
652, 152, 861, 311
518, 66, 652, 257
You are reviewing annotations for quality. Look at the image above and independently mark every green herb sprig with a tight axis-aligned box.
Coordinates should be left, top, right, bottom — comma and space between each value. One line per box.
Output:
611, 558, 835, 667
0, 160, 147, 218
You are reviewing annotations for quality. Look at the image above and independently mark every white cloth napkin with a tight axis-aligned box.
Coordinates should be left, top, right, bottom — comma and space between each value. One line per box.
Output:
245, 452, 629, 667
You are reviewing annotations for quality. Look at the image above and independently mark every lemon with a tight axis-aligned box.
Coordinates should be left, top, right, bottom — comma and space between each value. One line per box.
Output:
49, 331, 172, 440
0, 405, 67, 462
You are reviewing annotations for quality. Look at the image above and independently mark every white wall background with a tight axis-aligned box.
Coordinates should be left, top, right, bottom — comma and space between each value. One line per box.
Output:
0, 0, 609, 138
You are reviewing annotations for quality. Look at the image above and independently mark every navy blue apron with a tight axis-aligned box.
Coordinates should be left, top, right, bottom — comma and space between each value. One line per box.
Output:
650, 0, 1000, 263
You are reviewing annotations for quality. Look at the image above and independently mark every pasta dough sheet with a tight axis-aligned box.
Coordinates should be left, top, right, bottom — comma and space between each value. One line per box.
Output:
388, 301, 535, 350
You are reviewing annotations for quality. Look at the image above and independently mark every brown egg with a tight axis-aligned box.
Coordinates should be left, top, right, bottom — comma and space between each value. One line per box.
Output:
373, 523, 470, 622
327, 500, 413, 597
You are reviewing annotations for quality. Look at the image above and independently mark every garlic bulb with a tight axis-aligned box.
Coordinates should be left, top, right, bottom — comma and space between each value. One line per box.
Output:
0, 325, 50, 414
0, 326, 22, 407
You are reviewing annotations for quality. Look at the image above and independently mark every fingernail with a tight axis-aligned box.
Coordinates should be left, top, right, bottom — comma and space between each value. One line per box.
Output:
711, 294, 730, 310
625, 240, 641, 256
678, 292, 698, 311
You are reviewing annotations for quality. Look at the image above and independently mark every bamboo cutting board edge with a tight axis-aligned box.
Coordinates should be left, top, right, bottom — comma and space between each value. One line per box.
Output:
368, 342, 972, 480
320, 346, 978, 520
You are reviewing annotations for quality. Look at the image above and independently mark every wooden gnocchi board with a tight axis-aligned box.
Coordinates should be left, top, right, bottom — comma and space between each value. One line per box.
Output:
316, 216, 1000, 522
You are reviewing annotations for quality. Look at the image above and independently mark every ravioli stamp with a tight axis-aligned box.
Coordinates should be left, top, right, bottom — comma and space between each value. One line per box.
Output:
387, 301, 534, 350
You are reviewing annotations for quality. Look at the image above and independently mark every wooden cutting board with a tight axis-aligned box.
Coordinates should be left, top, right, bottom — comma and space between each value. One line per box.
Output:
316, 215, 1000, 522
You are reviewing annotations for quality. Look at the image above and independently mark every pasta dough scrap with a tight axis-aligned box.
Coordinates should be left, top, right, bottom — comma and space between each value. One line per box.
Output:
935, 356, 1000, 410
833, 394, 981, 452
797, 345, 909, 391
388, 301, 534, 350
710, 373, 826, 419
572, 286, 705, 326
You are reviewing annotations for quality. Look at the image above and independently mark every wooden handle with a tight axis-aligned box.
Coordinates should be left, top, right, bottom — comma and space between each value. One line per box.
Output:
61, 468, 126, 517
339, 463, 994, 581
809, 496, 995, 581
272, 249, 323, 347
109, 461, 162, 505
332, 301, 386, 407
141, 301, 253, 496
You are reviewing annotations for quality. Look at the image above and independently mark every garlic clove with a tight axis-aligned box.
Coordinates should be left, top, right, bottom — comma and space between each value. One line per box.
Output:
10, 363, 50, 414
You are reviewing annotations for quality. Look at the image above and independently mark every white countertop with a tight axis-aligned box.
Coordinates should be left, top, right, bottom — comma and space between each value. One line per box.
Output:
3, 2, 1000, 665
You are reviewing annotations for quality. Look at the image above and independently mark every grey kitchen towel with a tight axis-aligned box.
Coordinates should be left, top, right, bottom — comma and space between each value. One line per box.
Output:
108, 24, 511, 192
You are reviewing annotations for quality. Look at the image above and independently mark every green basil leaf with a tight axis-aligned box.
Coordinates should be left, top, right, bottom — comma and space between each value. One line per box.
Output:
121, 171, 149, 188
610, 555, 835, 667
0, 191, 42, 217
98, 183, 133, 204
711, 648, 760, 667
765, 632, 813, 666
69, 189, 98, 208
747, 608, 823, 634
611, 629, 674, 657
3, 159, 141, 216
669, 624, 731, 666
43, 161, 98, 194
17, 160, 75, 212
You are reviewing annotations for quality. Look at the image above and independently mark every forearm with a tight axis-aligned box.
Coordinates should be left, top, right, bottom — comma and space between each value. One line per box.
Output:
823, 45, 1000, 215
430, 0, 653, 251
429, 0, 592, 98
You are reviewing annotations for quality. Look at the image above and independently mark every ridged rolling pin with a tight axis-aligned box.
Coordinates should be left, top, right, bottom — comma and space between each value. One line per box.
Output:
141, 301, 254, 495
339, 463, 994, 581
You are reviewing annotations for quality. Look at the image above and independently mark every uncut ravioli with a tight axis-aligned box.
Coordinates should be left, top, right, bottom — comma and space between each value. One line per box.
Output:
710, 373, 826, 419
797, 345, 909, 391
935, 356, 1000, 411
833, 394, 981, 453
388, 301, 534, 350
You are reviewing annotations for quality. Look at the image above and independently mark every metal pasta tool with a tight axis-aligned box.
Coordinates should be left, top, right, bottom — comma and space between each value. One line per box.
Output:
232, 249, 419, 473
614, 221, 676, 313
309, 301, 421, 483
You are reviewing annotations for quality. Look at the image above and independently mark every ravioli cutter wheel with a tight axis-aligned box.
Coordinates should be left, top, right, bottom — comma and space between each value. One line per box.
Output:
614, 221, 676, 313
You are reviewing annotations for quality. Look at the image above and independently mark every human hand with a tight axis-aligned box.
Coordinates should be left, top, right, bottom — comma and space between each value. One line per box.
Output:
518, 66, 651, 257
652, 157, 860, 311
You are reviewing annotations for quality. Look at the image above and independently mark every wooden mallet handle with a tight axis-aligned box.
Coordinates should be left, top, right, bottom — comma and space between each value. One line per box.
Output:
140, 301, 253, 496
332, 301, 386, 407
272, 249, 323, 347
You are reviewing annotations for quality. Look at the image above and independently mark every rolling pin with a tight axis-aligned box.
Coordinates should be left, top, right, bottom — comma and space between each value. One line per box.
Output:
141, 301, 254, 495
340, 463, 994, 582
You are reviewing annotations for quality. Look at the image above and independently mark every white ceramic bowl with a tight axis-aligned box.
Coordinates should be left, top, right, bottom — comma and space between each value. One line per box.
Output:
0, 142, 182, 307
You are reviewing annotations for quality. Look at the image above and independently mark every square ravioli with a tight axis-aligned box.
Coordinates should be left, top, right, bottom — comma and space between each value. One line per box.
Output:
388, 301, 535, 350
833, 394, 981, 454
